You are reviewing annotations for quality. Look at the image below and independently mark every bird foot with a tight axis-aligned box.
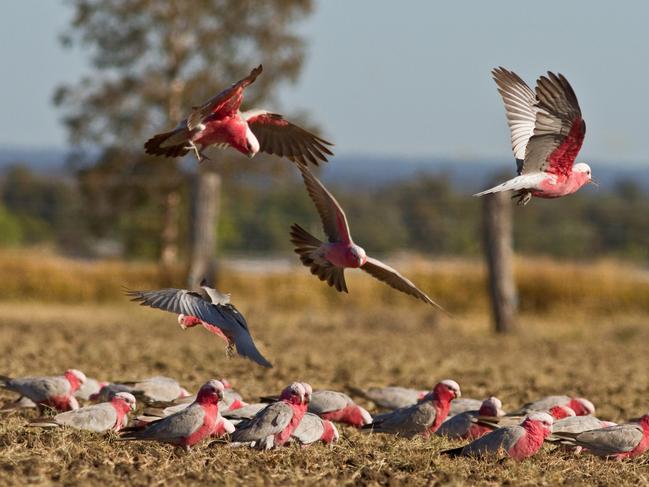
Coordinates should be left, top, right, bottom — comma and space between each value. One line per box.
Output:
513, 191, 532, 206
186, 141, 210, 162
225, 342, 236, 358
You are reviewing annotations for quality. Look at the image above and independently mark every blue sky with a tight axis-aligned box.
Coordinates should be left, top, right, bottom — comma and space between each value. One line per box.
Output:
2, 1, 649, 165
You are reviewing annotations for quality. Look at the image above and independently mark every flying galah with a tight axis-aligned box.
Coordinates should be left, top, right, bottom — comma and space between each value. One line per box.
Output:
126, 286, 272, 368
231, 382, 309, 450
474, 68, 593, 205
29, 392, 136, 433
509, 395, 594, 416
91, 376, 191, 404
308, 390, 372, 428
291, 413, 339, 447
436, 396, 505, 440
442, 412, 554, 461
291, 165, 444, 310
144, 65, 333, 165
0, 369, 86, 413
552, 414, 649, 459
120, 380, 225, 449
361, 380, 461, 438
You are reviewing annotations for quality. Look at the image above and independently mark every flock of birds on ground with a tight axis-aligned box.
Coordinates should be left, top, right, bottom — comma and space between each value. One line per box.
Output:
4, 64, 629, 462
2, 372, 649, 461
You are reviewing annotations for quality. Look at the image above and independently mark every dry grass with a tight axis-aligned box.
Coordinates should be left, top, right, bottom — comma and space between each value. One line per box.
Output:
0, 249, 647, 315
0, 293, 648, 485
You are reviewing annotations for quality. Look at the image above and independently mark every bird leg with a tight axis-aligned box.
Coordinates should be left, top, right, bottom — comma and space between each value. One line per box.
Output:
185, 141, 210, 163
512, 190, 532, 206
225, 341, 236, 358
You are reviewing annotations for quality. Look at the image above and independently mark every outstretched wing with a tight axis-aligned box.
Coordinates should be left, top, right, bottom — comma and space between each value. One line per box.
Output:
125, 288, 272, 368
492, 67, 537, 172
523, 72, 585, 176
243, 110, 333, 166
360, 257, 444, 310
297, 165, 351, 244
187, 65, 263, 130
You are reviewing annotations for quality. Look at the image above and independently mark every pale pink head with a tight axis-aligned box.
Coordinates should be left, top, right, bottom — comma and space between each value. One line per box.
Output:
478, 396, 504, 416
569, 397, 595, 416
280, 382, 306, 405
300, 383, 313, 404
113, 392, 137, 411
196, 380, 225, 405
524, 412, 554, 436
572, 162, 594, 188
65, 369, 87, 391
348, 244, 367, 268
428, 379, 461, 403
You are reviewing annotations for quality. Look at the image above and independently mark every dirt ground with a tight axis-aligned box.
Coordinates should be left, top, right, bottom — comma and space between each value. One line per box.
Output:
0, 299, 648, 486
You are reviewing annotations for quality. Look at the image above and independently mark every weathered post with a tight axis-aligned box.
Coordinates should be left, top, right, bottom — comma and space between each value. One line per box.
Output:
482, 193, 517, 333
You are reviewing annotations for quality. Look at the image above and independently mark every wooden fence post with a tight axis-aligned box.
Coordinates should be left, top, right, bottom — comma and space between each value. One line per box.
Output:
482, 193, 517, 333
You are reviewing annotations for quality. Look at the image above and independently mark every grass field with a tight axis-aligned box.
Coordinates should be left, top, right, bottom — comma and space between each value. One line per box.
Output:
1, 280, 649, 485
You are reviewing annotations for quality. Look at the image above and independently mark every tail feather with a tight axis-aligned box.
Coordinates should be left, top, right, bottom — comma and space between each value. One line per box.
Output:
144, 129, 191, 158
440, 446, 465, 457
28, 419, 59, 428
290, 224, 348, 293
473, 173, 545, 197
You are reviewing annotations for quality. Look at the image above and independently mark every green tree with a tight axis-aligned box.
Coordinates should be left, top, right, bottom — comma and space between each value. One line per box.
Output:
56, 0, 315, 283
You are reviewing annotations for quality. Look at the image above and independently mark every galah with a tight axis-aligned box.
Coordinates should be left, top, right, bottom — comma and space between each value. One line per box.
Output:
230, 382, 309, 450
29, 392, 136, 433
509, 395, 594, 416
91, 376, 191, 404
442, 412, 554, 461
474, 68, 593, 205
120, 380, 225, 449
291, 413, 339, 447
308, 390, 372, 428
291, 165, 444, 310
478, 404, 576, 430
361, 380, 461, 438
144, 65, 333, 165
0, 369, 86, 412
126, 285, 272, 368
552, 414, 649, 459
436, 396, 505, 440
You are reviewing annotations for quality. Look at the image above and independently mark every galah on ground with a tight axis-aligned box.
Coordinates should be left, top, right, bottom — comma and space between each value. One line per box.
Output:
120, 380, 225, 449
230, 382, 309, 450
442, 412, 554, 461
361, 380, 461, 438
126, 285, 272, 368
552, 414, 649, 460
0, 369, 86, 413
437, 396, 505, 440
29, 392, 136, 433
509, 395, 594, 416
291, 413, 339, 447
546, 415, 616, 444
308, 390, 372, 428
144, 65, 333, 165
91, 376, 191, 404
291, 165, 444, 310
474, 68, 593, 206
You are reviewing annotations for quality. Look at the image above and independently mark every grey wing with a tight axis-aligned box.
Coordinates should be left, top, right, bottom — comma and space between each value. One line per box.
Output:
297, 165, 351, 243
551, 416, 604, 435
436, 412, 475, 439
243, 110, 334, 167
133, 377, 182, 402
371, 402, 435, 436
462, 426, 525, 458
574, 425, 643, 456
54, 403, 117, 432
363, 387, 421, 409
361, 257, 444, 310
74, 378, 103, 401
223, 305, 272, 368
292, 413, 325, 444
521, 72, 584, 174
126, 404, 205, 443
309, 391, 351, 414
223, 403, 267, 421
515, 395, 569, 413
449, 398, 483, 416
7, 377, 69, 402
492, 67, 537, 171
231, 402, 293, 442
